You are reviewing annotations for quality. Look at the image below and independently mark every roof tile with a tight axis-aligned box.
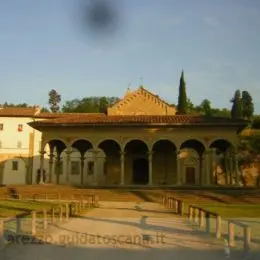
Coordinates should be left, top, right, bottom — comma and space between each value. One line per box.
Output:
29, 114, 248, 126
0, 107, 38, 117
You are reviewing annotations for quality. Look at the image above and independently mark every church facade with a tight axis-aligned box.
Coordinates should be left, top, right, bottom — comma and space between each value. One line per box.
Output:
28, 86, 247, 187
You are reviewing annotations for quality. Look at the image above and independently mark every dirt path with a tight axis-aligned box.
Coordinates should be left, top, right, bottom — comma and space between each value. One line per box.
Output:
1, 202, 231, 260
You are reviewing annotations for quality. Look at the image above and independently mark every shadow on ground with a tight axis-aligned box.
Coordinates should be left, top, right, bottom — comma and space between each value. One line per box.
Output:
129, 191, 157, 202
1, 232, 259, 260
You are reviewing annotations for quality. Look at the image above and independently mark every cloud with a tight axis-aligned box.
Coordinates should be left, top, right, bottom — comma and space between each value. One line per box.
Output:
203, 17, 220, 27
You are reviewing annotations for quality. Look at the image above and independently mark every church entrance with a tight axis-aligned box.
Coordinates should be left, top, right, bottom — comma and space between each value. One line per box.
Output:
185, 167, 196, 184
132, 158, 149, 185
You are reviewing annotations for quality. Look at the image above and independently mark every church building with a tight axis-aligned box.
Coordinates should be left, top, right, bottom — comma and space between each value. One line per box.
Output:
27, 86, 247, 187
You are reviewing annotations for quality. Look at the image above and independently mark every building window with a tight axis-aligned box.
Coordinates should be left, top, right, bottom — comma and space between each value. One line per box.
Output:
0, 141, 2, 149
17, 141, 22, 148
12, 161, 18, 171
0, 124, 3, 131
71, 161, 80, 175
18, 124, 23, 132
87, 161, 94, 175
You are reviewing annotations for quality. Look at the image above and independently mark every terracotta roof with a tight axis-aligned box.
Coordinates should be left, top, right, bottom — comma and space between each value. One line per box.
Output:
28, 114, 248, 127
0, 107, 39, 117
34, 112, 105, 119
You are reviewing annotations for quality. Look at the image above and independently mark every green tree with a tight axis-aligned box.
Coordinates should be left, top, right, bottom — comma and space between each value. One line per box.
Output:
186, 98, 194, 113
177, 70, 188, 114
241, 91, 254, 119
2, 102, 30, 108
62, 96, 120, 113
231, 90, 242, 119
200, 99, 212, 117
48, 89, 61, 113
211, 108, 230, 117
40, 107, 50, 112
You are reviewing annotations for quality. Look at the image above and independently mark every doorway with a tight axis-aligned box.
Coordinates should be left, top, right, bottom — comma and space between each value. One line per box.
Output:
132, 158, 149, 185
185, 167, 196, 184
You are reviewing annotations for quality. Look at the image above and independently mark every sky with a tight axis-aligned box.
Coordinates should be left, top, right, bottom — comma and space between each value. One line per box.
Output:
0, 0, 260, 112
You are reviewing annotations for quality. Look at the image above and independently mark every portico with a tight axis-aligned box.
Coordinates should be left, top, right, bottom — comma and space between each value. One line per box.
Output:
33, 124, 245, 187
30, 86, 247, 187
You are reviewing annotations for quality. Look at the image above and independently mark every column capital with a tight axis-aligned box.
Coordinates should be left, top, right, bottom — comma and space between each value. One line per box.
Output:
48, 152, 55, 158
65, 148, 73, 154
39, 150, 46, 155
147, 150, 153, 156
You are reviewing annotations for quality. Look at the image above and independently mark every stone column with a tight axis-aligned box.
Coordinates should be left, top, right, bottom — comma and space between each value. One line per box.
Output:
55, 155, 61, 184
48, 152, 54, 183
65, 148, 72, 183
80, 154, 85, 186
209, 148, 217, 185
224, 151, 229, 185
39, 150, 45, 184
204, 150, 210, 185
92, 150, 98, 185
233, 151, 240, 185
176, 150, 181, 185
229, 153, 234, 185
120, 151, 125, 185
148, 151, 153, 185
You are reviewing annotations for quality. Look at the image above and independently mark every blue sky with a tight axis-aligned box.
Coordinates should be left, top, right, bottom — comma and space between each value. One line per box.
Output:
0, 0, 260, 112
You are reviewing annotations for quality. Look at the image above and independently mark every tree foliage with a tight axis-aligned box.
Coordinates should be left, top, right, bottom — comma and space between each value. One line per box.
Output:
0, 102, 32, 108
200, 99, 212, 117
241, 90, 254, 119
177, 71, 188, 114
48, 89, 61, 113
40, 107, 50, 112
62, 96, 120, 113
231, 90, 243, 119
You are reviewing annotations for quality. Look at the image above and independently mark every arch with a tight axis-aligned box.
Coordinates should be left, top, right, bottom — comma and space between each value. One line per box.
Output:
132, 158, 149, 184
97, 138, 121, 149
209, 138, 234, 153
43, 138, 67, 150
180, 139, 205, 155
72, 139, 93, 155
98, 139, 121, 156
152, 139, 177, 151
124, 139, 149, 153
152, 139, 177, 185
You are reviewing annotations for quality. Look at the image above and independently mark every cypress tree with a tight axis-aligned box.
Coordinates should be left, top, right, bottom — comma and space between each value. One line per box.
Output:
177, 70, 188, 114
231, 90, 242, 119
241, 90, 254, 119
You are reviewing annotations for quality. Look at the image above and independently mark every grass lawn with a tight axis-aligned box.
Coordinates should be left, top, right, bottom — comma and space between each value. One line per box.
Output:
192, 204, 260, 218
185, 203, 260, 248
0, 199, 59, 218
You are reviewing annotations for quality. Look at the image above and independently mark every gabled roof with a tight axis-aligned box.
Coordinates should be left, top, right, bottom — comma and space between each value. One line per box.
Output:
108, 86, 175, 111
138, 86, 174, 108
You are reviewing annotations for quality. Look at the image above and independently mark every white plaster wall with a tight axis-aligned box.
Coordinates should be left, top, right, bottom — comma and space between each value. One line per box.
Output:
0, 116, 47, 184
0, 117, 32, 153
2, 158, 26, 185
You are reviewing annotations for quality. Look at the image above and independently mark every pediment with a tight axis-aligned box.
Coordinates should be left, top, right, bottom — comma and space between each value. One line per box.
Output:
107, 86, 176, 116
